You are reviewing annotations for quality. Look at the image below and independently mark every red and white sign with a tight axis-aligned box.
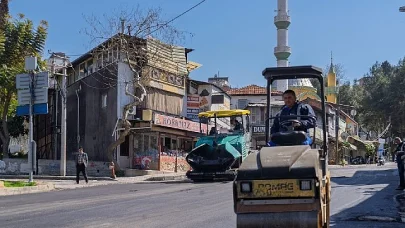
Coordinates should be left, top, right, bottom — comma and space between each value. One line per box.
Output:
187, 95, 200, 121
154, 113, 207, 134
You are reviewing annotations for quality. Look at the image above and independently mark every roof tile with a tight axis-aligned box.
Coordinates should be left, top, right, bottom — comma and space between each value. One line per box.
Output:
227, 84, 282, 95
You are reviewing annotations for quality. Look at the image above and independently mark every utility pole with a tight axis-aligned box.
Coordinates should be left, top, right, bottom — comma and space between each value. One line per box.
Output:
49, 52, 68, 176
60, 55, 67, 176
28, 60, 35, 183
335, 84, 340, 164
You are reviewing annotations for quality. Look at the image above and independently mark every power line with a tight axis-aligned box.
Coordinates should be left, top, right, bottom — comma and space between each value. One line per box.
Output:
145, 0, 207, 36
56, 0, 207, 59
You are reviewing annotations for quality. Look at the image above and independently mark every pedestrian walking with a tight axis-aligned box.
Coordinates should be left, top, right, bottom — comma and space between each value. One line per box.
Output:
394, 137, 405, 190
76, 146, 89, 184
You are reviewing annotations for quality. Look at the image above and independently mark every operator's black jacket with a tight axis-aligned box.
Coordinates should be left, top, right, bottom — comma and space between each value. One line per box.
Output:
270, 101, 316, 134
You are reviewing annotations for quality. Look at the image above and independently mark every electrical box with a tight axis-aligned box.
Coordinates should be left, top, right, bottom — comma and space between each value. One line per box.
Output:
25, 56, 37, 71
142, 109, 153, 121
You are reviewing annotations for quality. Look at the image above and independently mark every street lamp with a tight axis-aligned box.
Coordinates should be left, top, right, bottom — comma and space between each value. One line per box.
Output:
400, 6, 405, 12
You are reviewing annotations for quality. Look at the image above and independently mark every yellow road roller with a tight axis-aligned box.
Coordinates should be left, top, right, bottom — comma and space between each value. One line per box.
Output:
233, 66, 331, 228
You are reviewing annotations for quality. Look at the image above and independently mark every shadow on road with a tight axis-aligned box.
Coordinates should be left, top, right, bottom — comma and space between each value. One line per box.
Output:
331, 166, 403, 225
161, 180, 232, 185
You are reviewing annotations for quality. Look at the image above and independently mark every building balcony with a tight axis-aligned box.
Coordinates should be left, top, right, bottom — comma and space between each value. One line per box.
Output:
274, 15, 291, 29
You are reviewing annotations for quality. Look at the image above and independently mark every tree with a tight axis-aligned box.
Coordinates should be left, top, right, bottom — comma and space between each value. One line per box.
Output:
0, 8, 48, 158
82, 5, 189, 169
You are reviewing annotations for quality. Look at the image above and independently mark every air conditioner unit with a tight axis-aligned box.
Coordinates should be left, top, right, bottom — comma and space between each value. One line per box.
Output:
127, 106, 136, 115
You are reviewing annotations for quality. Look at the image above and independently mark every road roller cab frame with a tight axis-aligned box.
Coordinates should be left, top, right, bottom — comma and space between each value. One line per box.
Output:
233, 66, 331, 228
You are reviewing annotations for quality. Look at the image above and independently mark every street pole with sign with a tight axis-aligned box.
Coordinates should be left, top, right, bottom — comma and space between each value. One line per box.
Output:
16, 56, 49, 182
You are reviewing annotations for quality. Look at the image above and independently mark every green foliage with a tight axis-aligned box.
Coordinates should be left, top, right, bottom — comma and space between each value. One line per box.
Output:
357, 60, 405, 137
365, 143, 376, 157
3, 181, 36, 187
0, 13, 48, 153
341, 141, 351, 149
322, 59, 405, 139
9, 151, 28, 158
0, 14, 48, 90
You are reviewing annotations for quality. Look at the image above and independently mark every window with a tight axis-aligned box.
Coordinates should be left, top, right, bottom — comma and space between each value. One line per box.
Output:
87, 60, 93, 75
260, 107, 265, 123
96, 53, 103, 69
120, 135, 130, 156
101, 94, 107, 108
250, 108, 261, 124
113, 46, 119, 61
211, 95, 224, 104
108, 49, 113, 63
143, 135, 150, 152
237, 99, 249, 109
68, 73, 74, 85
79, 63, 86, 78
103, 51, 109, 65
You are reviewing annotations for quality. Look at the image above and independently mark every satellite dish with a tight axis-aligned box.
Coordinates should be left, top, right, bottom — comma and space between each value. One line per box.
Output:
350, 109, 357, 116
341, 132, 349, 141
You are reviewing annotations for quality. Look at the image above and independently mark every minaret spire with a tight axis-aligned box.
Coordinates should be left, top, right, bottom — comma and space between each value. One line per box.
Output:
274, 0, 291, 91
329, 51, 335, 74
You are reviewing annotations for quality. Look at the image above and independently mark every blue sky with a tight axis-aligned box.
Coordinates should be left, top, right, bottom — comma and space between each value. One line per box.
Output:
9, 0, 405, 88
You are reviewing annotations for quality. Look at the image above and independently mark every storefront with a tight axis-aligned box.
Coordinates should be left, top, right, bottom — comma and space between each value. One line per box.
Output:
251, 124, 267, 149
131, 112, 207, 172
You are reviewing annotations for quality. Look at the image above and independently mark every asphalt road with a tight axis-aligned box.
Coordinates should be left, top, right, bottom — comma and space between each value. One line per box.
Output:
0, 163, 403, 228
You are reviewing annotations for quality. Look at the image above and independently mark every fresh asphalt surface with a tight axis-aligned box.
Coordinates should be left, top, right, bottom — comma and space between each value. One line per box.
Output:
0, 163, 403, 228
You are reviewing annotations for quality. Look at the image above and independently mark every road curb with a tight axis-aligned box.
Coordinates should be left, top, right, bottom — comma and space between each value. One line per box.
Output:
357, 215, 399, 222
0, 175, 116, 181
144, 175, 186, 181
395, 192, 405, 223
0, 182, 55, 196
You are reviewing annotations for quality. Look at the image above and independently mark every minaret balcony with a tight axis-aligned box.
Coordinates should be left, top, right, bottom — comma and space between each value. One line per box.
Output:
274, 46, 291, 60
274, 15, 291, 29
325, 86, 338, 95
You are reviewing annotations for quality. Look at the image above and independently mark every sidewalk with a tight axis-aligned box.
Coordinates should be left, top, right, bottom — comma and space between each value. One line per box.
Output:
0, 172, 187, 196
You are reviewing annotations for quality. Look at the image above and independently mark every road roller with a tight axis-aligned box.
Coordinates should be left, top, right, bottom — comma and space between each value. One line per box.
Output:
233, 66, 331, 228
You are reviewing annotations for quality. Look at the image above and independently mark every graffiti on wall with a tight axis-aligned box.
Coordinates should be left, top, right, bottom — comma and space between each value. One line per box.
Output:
133, 156, 153, 169
0, 160, 20, 173
133, 149, 159, 170
0, 160, 5, 173
159, 150, 190, 172
48, 162, 60, 173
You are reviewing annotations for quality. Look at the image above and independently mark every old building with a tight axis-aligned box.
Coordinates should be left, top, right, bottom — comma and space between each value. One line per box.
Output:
207, 74, 231, 91
245, 101, 284, 149
66, 34, 201, 172
227, 84, 283, 109
184, 79, 231, 128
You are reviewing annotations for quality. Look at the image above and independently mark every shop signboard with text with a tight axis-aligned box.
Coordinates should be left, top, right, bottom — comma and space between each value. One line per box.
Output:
252, 125, 266, 135
154, 113, 207, 134
187, 95, 200, 122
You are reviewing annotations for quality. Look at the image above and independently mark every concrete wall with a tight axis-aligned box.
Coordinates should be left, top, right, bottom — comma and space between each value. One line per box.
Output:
0, 159, 111, 177
66, 65, 118, 161
160, 156, 190, 172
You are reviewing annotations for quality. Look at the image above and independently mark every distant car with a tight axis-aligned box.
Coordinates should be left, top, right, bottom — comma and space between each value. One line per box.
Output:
351, 156, 365, 165
8, 144, 21, 155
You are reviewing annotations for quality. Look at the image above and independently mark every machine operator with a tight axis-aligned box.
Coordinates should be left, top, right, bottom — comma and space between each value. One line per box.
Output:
268, 89, 316, 146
